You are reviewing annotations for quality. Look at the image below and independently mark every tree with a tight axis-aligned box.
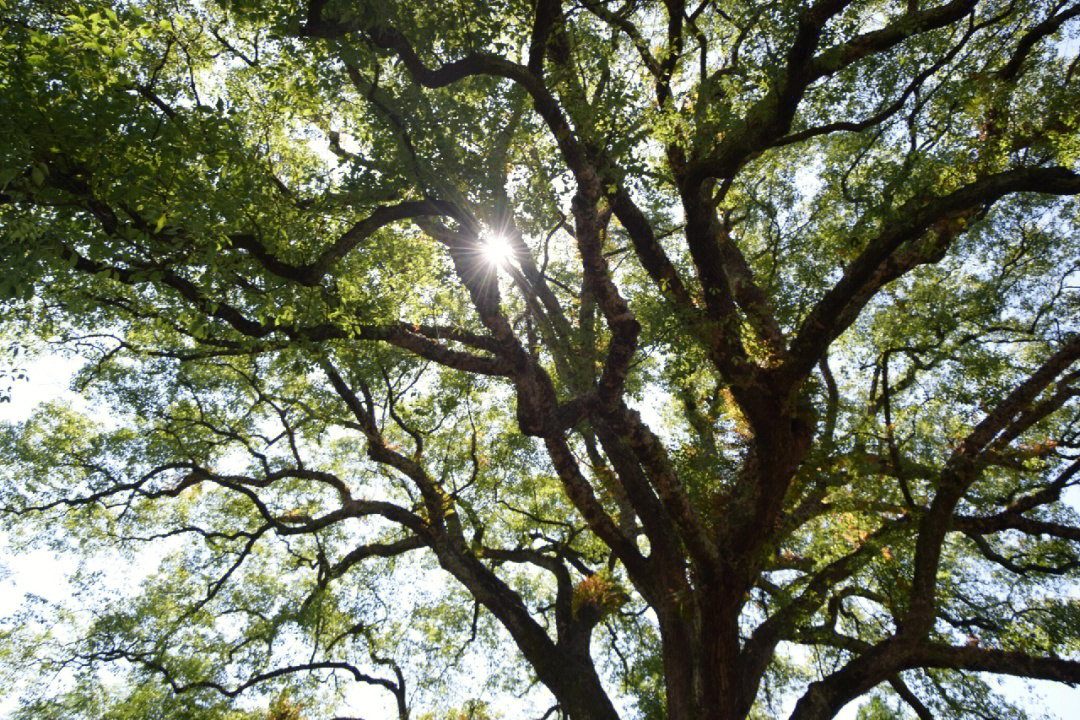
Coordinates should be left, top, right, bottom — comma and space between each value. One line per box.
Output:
1, 0, 1079, 718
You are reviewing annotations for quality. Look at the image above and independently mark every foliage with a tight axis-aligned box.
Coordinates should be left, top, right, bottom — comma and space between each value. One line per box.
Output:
854, 696, 906, 720
1, 0, 1080, 719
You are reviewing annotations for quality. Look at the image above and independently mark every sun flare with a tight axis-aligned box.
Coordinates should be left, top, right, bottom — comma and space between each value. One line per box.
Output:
481, 233, 515, 267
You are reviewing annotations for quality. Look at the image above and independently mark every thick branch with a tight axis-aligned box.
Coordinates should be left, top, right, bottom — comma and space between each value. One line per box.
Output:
913, 642, 1080, 685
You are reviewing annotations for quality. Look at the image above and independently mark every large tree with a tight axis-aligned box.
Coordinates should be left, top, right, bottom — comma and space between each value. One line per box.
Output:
2, 0, 1080, 718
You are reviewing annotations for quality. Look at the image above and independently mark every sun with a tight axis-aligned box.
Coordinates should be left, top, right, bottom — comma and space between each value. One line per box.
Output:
481, 232, 515, 267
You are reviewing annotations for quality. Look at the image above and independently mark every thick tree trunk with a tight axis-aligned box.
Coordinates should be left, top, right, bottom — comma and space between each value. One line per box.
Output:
661, 588, 748, 720
659, 607, 698, 720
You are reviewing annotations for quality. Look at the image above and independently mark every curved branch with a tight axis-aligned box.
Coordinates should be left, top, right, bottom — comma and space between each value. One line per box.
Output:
903, 334, 1080, 635
998, 2, 1080, 80
230, 199, 458, 286
782, 166, 1080, 390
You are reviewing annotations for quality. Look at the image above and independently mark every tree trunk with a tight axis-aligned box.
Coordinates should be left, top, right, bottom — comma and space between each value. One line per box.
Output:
661, 587, 748, 720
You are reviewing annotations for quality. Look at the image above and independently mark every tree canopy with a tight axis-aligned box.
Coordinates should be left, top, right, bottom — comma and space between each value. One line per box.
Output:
2, 0, 1080, 718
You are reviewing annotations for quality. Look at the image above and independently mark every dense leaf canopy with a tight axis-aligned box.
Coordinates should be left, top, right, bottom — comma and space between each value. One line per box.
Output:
2, 0, 1080, 718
